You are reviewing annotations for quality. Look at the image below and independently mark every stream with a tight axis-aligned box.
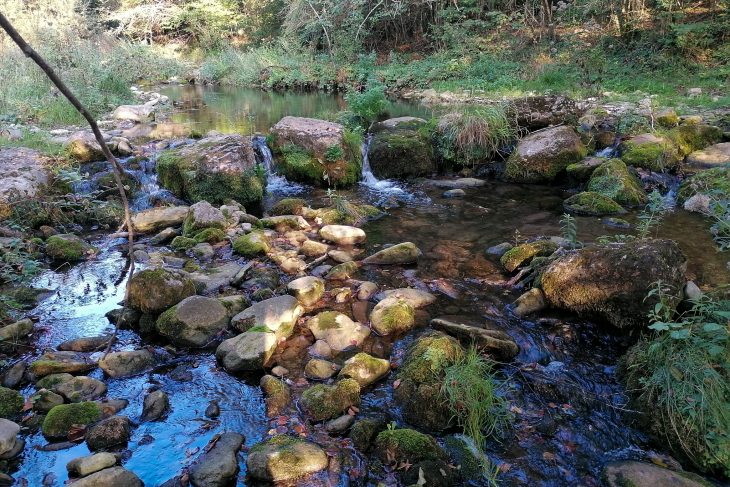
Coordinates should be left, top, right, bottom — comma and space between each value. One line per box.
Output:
8, 85, 730, 486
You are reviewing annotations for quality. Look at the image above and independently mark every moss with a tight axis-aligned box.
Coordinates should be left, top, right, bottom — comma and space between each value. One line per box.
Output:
368, 129, 435, 179
666, 124, 723, 157
566, 159, 603, 182
564, 191, 626, 216
678, 166, 730, 203
314, 311, 341, 330
183, 260, 201, 273
500, 240, 558, 272
504, 133, 587, 183
586, 159, 647, 206
374, 429, 444, 463
29, 360, 71, 376
300, 378, 361, 421
248, 325, 275, 333
171, 236, 197, 251
193, 228, 227, 244
232, 231, 270, 257
36, 373, 73, 390
252, 288, 274, 301
319, 204, 383, 226
350, 419, 387, 452
274, 142, 360, 188
372, 299, 415, 335
398, 333, 464, 384
656, 109, 680, 128
42, 401, 101, 438
620, 136, 680, 171
326, 261, 358, 280
260, 216, 302, 231
45, 235, 90, 262
269, 198, 307, 216
0, 386, 23, 418
444, 435, 488, 479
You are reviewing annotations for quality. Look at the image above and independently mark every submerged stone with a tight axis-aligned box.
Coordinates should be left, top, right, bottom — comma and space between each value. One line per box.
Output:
362, 242, 422, 265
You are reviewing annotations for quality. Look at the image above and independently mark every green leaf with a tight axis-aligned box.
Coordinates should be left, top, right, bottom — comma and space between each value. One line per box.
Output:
703, 323, 723, 333
649, 322, 670, 331
670, 328, 690, 339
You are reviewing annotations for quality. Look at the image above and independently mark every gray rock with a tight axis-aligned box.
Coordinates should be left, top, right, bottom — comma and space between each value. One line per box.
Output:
0, 419, 19, 457
231, 295, 302, 338
98, 350, 156, 378
430, 318, 519, 361
141, 390, 169, 422
216, 331, 278, 372
150, 227, 179, 245
603, 461, 710, 487
319, 225, 366, 246
1, 361, 26, 389
443, 189, 466, 198
304, 359, 340, 380
378, 288, 436, 308
131, 205, 189, 234
57, 336, 110, 353
189, 432, 244, 487
430, 178, 486, 189
0, 147, 51, 199
362, 242, 422, 265
0, 319, 34, 350
370, 297, 416, 336
31, 389, 64, 413
192, 242, 215, 260
338, 352, 390, 387
308, 312, 370, 352
156, 295, 229, 348
29, 351, 96, 377
185, 201, 226, 234
127, 268, 196, 314
287, 276, 325, 306
513, 288, 547, 317
486, 242, 513, 257
325, 414, 355, 434
86, 415, 131, 451
71, 466, 142, 487
246, 435, 328, 482
357, 282, 378, 301
67, 452, 117, 478
54, 376, 107, 402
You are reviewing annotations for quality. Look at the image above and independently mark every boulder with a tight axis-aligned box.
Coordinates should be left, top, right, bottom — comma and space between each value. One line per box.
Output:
619, 133, 680, 171
0, 419, 19, 457
54, 376, 107, 402
183, 201, 226, 236
541, 239, 687, 329
370, 297, 416, 336
362, 242, 422, 265
304, 359, 340, 380
270, 116, 360, 187
71, 467, 142, 487
157, 134, 264, 206
338, 353, 390, 387
378, 288, 436, 308
86, 415, 131, 451
0, 148, 50, 200
687, 142, 730, 169
563, 192, 626, 216
512, 95, 581, 130
231, 295, 302, 339
566, 156, 606, 182
0, 387, 22, 418
301, 240, 329, 257
586, 159, 647, 206
247, 435, 328, 482
232, 231, 270, 257
500, 240, 558, 272
308, 311, 371, 352
260, 215, 311, 231
57, 336, 111, 352
678, 166, 730, 205
368, 117, 435, 179
325, 261, 359, 280
131, 206, 189, 234
98, 350, 156, 378
430, 318, 519, 361
31, 389, 64, 413
504, 126, 586, 183
319, 225, 366, 245
260, 375, 291, 417
67, 131, 104, 162
156, 295, 229, 348
127, 269, 196, 314
0, 318, 34, 345
374, 428, 446, 464
300, 379, 361, 421
186, 261, 243, 293
216, 330, 278, 372
189, 432, 244, 487
67, 452, 117, 478
603, 461, 710, 487
393, 332, 464, 431
30, 351, 96, 377
513, 288, 547, 317
45, 234, 95, 262
113, 104, 155, 122
287, 276, 325, 306
141, 390, 169, 422
42, 402, 101, 439
269, 198, 307, 216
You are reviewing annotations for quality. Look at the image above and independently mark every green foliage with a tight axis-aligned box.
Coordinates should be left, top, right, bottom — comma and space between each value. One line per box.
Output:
0, 130, 67, 158
636, 190, 669, 239
559, 213, 580, 247
0, 239, 42, 285
442, 348, 506, 450
324, 144, 344, 163
625, 290, 730, 476
344, 84, 387, 124
437, 104, 516, 167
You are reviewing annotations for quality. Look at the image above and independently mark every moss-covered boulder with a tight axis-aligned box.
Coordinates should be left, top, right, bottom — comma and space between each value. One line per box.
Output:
325, 261, 359, 280
270, 117, 360, 187
42, 402, 101, 439
260, 375, 291, 417
374, 428, 446, 464
393, 332, 465, 431
678, 166, 730, 205
127, 269, 196, 314
287, 276, 325, 307
666, 124, 723, 158
247, 435, 328, 482
368, 117, 435, 179
541, 239, 687, 329
171, 236, 197, 251
686, 143, 730, 169
155, 295, 229, 348
566, 156, 606, 183
619, 133, 680, 171
45, 234, 95, 262
350, 419, 387, 452
300, 378, 361, 421
586, 159, 647, 206
182, 201, 226, 236
157, 134, 264, 206
603, 461, 714, 487
444, 435, 493, 481
232, 231, 270, 257
216, 330, 278, 372
504, 126, 586, 183
362, 242, 422, 265
0, 387, 23, 418
269, 198, 307, 216
338, 352, 390, 388
500, 240, 558, 272
369, 297, 416, 336
563, 192, 626, 216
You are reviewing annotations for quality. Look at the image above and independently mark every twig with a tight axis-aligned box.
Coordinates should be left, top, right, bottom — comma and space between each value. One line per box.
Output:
0, 14, 135, 357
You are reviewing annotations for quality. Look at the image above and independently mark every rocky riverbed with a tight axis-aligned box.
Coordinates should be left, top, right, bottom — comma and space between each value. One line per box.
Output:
0, 85, 728, 486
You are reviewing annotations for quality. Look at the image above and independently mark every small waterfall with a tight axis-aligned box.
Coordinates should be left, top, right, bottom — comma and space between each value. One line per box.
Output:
595, 138, 621, 159
359, 135, 405, 194
252, 135, 306, 195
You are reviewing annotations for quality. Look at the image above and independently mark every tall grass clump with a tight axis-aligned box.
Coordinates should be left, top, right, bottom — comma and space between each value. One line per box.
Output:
442, 347, 507, 449
437, 103, 516, 167
623, 290, 730, 477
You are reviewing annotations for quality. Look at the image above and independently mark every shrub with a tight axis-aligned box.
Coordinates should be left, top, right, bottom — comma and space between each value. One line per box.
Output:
344, 83, 387, 124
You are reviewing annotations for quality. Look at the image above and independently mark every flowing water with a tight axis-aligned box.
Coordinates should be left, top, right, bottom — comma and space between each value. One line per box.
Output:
8, 86, 730, 486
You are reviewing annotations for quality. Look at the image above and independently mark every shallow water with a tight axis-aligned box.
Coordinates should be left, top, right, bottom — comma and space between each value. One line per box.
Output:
8, 87, 730, 486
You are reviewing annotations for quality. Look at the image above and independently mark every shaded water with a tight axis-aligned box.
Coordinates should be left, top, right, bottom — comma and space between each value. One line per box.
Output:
9, 87, 730, 486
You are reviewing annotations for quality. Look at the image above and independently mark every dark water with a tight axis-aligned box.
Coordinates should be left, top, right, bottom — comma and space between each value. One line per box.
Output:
9, 87, 730, 486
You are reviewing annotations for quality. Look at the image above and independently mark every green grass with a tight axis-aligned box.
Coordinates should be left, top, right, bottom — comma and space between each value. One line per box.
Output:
0, 130, 67, 158
442, 347, 507, 449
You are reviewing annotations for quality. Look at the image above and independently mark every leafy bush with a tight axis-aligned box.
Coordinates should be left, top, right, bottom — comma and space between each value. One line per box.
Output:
344, 83, 387, 125
623, 289, 730, 476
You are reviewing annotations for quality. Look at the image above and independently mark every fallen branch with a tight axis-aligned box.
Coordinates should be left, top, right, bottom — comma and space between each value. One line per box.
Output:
0, 13, 135, 356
